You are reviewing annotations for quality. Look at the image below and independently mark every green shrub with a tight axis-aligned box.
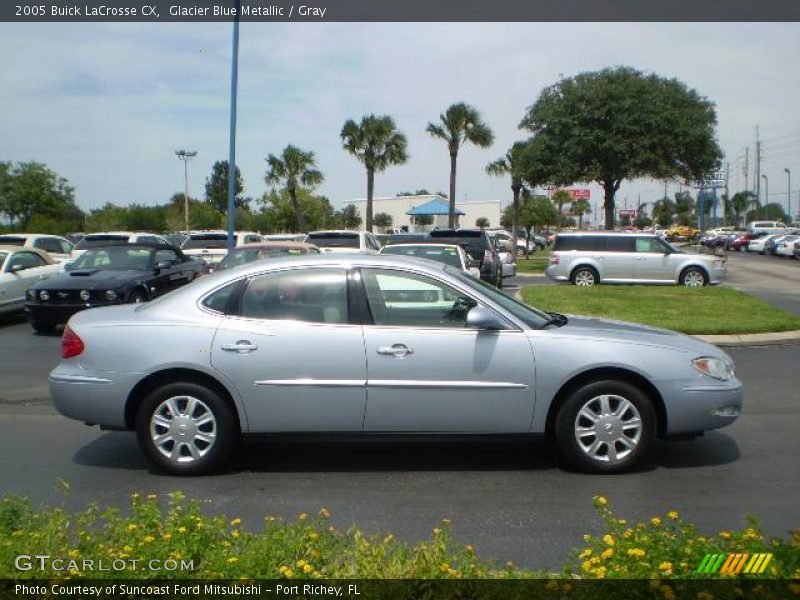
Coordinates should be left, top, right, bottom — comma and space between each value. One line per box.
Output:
0, 491, 798, 581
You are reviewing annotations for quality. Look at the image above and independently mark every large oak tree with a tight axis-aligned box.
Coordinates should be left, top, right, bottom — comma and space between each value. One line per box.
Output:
519, 67, 722, 229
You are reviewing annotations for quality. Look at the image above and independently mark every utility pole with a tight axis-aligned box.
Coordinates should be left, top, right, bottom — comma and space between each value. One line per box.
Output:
784, 168, 791, 223
762, 174, 769, 220
175, 150, 197, 233
744, 146, 749, 195
226, 0, 241, 251
754, 126, 761, 217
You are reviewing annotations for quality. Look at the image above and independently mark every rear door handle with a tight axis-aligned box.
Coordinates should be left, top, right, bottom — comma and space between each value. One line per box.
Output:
377, 343, 414, 357
221, 340, 258, 353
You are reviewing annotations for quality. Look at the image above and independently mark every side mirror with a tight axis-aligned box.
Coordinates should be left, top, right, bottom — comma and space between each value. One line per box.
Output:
466, 306, 507, 330
466, 257, 480, 269
155, 261, 172, 272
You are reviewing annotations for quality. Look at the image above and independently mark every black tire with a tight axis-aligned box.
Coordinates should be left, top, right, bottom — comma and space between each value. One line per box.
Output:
680, 267, 708, 287
554, 379, 656, 473
135, 382, 239, 475
570, 265, 599, 286
128, 289, 147, 304
31, 321, 56, 335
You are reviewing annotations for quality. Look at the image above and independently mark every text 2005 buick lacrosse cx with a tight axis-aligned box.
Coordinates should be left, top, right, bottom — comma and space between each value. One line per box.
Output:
49, 254, 742, 475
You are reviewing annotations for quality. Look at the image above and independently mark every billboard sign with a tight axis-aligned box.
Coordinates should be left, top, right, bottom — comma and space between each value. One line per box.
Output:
694, 171, 725, 189
618, 209, 637, 218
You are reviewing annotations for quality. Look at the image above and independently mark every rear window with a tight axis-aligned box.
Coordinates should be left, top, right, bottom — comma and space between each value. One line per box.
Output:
554, 235, 636, 252
182, 234, 229, 250
305, 233, 359, 248
426, 232, 487, 260
74, 235, 130, 249
0, 236, 25, 246
382, 245, 463, 268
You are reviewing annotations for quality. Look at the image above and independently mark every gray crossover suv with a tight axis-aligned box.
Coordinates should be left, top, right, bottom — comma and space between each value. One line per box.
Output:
49, 254, 742, 475
546, 233, 726, 286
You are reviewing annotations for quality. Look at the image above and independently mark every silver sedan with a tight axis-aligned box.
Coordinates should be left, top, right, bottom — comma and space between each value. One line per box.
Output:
49, 254, 743, 475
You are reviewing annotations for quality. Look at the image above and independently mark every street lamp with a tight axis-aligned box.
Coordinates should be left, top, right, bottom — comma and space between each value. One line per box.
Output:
175, 150, 197, 233
784, 168, 791, 223
761, 174, 768, 220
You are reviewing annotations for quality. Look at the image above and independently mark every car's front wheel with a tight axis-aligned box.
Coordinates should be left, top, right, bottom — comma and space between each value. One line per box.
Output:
680, 267, 708, 287
135, 382, 238, 475
554, 379, 656, 473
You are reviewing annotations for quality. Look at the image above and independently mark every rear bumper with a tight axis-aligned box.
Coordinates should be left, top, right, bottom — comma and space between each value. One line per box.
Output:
49, 363, 139, 429
544, 265, 568, 282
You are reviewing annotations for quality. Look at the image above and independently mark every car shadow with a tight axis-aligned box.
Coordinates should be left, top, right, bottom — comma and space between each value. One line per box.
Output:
73, 431, 741, 475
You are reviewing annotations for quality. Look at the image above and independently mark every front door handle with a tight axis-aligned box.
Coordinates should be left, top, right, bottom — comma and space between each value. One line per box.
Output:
221, 340, 258, 354
377, 343, 414, 357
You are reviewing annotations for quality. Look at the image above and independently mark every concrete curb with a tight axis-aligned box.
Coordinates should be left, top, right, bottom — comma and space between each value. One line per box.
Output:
692, 330, 800, 347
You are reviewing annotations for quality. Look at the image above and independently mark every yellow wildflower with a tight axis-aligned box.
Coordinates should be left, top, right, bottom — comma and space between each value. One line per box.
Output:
618, 519, 627, 525
601, 548, 614, 560
591, 566, 607, 578
231, 530, 240, 538
146, 494, 157, 500
178, 526, 186, 534
68, 549, 79, 559
230, 518, 242, 526
668, 511, 679, 520
227, 557, 238, 564
719, 531, 731, 539
142, 535, 155, 543
651, 517, 662, 526
603, 534, 615, 546
627, 548, 646, 559
623, 529, 633, 539
283, 569, 294, 578
162, 533, 172, 541
298, 513, 308, 521
659, 561, 673, 575
465, 544, 475, 553
123, 545, 133, 553
581, 560, 592, 572
441, 518, 451, 526
579, 548, 592, 559
433, 528, 441, 535
309, 532, 320, 541
303, 564, 313, 574
296, 560, 307, 568
595, 496, 608, 506
126, 524, 137, 532
319, 508, 331, 519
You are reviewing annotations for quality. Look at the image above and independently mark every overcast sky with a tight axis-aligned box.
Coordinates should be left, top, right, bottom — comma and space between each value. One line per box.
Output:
2, 22, 800, 221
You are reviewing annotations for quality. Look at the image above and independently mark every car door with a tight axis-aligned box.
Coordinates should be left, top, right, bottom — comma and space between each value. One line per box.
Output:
0, 251, 53, 311
210, 266, 367, 432
633, 237, 675, 281
358, 267, 535, 433
152, 248, 190, 294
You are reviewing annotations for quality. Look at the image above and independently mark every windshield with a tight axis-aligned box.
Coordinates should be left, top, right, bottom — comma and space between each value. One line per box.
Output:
75, 235, 130, 250
182, 234, 229, 250
305, 233, 359, 248
659, 238, 683, 254
382, 245, 463, 268
69, 246, 153, 271
446, 266, 550, 329
218, 246, 313, 270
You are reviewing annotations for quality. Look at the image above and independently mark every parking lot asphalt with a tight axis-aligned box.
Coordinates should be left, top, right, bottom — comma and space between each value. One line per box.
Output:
0, 310, 797, 570
720, 250, 800, 316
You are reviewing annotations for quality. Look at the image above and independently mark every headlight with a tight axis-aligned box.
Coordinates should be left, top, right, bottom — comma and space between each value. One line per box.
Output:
692, 357, 732, 381
39, 290, 50, 301
105, 290, 118, 301
79, 290, 91, 302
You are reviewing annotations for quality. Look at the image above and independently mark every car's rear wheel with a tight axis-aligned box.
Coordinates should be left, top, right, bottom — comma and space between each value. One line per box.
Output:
30, 321, 56, 335
680, 267, 708, 287
571, 266, 598, 287
135, 382, 238, 475
554, 379, 656, 473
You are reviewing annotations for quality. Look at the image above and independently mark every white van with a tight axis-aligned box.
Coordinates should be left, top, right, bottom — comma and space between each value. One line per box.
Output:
748, 221, 787, 235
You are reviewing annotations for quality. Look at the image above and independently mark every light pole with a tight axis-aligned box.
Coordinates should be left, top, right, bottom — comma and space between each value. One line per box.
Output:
761, 174, 768, 220
175, 150, 197, 233
784, 167, 791, 223
226, 0, 241, 251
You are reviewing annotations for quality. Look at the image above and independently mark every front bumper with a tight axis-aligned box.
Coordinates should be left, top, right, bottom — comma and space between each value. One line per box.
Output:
656, 378, 743, 434
25, 300, 121, 326
708, 262, 726, 284
49, 363, 139, 429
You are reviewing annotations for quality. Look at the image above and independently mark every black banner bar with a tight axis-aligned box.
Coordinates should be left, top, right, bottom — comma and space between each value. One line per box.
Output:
2, 0, 800, 22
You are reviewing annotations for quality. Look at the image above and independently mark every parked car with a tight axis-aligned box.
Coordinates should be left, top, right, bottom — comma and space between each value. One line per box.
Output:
764, 234, 790, 256
665, 225, 700, 241
263, 234, 307, 242
748, 221, 787, 235
379, 233, 429, 246
217, 242, 320, 271
427, 229, 503, 287
0, 246, 61, 317
25, 243, 206, 333
546, 233, 726, 286
731, 232, 763, 252
0, 234, 74, 263
49, 253, 742, 475
180, 231, 263, 267
72, 232, 170, 257
746, 233, 784, 254
774, 235, 799, 257
304, 231, 382, 254
380, 243, 481, 278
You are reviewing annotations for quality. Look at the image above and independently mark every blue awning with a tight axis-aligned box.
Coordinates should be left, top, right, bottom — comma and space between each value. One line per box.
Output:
405, 197, 463, 216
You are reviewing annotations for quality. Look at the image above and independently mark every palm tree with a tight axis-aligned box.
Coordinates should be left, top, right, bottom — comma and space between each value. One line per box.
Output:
731, 191, 757, 227
486, 141, 529, 259
341, 115, 408, 232
551, 189, 571, 230
265, 145, 324, 233
571, 199, 592, 230
427, 103, 494, 228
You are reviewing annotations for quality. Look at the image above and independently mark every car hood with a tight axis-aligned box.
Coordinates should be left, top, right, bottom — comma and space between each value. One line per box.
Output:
28, 269, 147, 290
543, 314, 728, 358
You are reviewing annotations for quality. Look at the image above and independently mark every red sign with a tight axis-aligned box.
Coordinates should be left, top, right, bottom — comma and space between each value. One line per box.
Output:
618, 210, 637, 217
566, 189, 591, 200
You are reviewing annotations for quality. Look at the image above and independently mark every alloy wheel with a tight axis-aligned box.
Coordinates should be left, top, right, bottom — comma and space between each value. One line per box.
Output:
574, 270, 596, 286
683, 271, 705, 287
150, 395, 217, 463
573, 394, 642, 464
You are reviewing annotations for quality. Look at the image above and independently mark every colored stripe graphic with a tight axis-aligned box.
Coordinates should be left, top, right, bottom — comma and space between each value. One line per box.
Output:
698, 553, 773, 574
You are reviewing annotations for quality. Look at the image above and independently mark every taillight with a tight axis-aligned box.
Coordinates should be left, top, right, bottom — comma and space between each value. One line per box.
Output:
550, 254, 560, 264
62, 325, 84, 359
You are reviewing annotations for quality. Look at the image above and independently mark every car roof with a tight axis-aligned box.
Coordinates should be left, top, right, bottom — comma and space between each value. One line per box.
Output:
556, 231, 658, 237
0, 245, 56, 263
78, 242, 177, 251
306, 230, 362, 235
237, 241, 318, 250
382, 243, 462, 250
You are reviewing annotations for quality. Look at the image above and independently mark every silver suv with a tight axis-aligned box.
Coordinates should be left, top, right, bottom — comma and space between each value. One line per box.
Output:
546, 233, 726, 286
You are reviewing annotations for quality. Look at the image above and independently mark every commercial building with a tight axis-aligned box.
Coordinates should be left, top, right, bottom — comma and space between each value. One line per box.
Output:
341, 194, 503, 232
